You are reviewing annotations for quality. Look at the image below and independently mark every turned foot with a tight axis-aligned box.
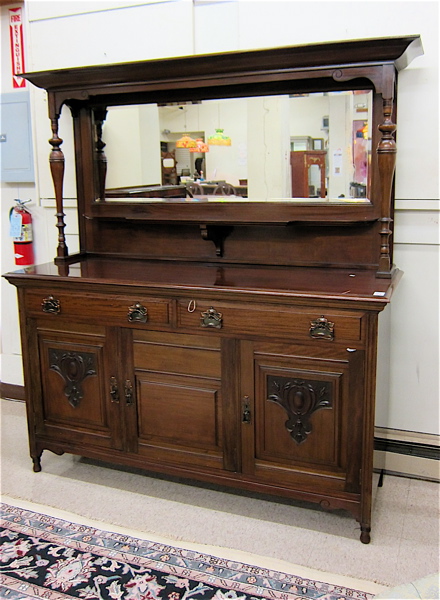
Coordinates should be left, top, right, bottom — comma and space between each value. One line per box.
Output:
32, 455, 42, 472
360, 526, 371, 544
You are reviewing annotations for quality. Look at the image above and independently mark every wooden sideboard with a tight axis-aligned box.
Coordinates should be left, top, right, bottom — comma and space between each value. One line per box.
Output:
5, 35, 423, 543
291, 151, 327, 198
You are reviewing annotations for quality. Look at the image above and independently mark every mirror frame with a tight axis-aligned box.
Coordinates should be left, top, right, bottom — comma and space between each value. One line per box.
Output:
22, 35, 422, 274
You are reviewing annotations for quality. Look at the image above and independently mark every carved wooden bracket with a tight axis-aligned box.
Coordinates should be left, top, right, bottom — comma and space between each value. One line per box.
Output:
200, 225, 234, 257
49, 349, 96, 408
267, 375, 332, 444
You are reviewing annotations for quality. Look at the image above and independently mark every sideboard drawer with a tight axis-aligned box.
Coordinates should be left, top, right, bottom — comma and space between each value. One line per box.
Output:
178, 299, 364, 342
25, 289, 171, 326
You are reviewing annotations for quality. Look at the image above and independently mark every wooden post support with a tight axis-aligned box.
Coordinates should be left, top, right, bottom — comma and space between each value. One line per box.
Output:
376, 65, 397, 278
49, 116, 68, 260
94, 108, 108, 202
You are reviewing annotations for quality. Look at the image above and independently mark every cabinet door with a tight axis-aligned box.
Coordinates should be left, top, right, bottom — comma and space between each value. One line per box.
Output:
33, 320, 123, 450
241, 341, 365, 496
129, 330, 240, 473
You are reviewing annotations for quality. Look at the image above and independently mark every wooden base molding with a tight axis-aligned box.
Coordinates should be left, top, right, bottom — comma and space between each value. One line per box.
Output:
0, 382, 25, 402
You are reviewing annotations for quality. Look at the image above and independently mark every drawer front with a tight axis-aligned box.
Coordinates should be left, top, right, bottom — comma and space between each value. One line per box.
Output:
25, 290, 171, 326
178, 299, 363, 342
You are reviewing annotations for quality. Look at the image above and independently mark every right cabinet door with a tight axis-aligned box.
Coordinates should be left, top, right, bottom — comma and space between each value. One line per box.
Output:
241, 340, 365, 498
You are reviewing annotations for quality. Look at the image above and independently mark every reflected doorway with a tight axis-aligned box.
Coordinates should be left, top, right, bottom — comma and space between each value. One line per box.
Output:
290, 151, 327, 198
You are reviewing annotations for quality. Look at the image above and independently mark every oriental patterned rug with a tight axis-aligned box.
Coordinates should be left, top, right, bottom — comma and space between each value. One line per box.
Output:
0, 502, 374, 600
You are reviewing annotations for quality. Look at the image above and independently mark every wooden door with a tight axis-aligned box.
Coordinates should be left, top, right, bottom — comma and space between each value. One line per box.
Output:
129, 330, 240, 474
291, 152, 308, 197
291, 151, 327, 198
240, 340, 365, 497
33, 320, 124, 451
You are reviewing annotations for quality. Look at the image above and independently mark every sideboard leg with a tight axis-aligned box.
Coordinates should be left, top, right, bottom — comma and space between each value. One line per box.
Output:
360, 525, 371, 544
32, 454, 42, 472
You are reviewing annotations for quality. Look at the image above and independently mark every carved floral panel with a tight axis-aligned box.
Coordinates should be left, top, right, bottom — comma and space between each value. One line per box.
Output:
267, 375, 332, 444
49, 349, 96, 408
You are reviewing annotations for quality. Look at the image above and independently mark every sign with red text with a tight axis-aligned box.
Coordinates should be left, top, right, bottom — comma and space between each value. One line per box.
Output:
9, 7, 26, 88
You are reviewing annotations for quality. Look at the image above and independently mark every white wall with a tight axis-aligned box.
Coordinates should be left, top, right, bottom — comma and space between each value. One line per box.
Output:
1, 0, 438, 438
104, 105, 162, 189
247, 95, 291, 199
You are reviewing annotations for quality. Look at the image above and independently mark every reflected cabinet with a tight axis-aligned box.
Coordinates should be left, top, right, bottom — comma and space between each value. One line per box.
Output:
5, 36, 422, 543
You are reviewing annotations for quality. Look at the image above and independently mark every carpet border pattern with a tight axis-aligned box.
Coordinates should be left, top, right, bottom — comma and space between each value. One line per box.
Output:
0, 502, 373, 600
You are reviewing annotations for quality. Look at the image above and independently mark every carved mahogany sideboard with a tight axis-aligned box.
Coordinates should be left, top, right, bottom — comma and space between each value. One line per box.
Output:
5, 36, 422, 543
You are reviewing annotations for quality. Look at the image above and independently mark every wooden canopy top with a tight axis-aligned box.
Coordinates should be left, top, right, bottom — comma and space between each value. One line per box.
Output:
22, 35, 423, 95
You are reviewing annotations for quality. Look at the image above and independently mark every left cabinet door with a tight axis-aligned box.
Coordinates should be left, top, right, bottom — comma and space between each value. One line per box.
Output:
31, 318, 124, 462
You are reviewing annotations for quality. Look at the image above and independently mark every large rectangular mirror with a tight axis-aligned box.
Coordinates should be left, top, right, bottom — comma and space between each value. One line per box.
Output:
101, 90, 372, 204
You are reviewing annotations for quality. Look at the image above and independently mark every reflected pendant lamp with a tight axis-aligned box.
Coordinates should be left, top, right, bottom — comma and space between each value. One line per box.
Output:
189, 138, 209, 153
208, 128, 231, 146
176, 134, 197, 149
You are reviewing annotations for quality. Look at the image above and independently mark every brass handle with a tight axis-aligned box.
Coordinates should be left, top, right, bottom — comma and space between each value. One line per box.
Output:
127, 302, 148, 323
200, 307, 223, 329
109, 377, 119, 403
310, 316, 334, 340
242, 396, 251, 424
124, 380, 134, 405
42, 295, 61, 314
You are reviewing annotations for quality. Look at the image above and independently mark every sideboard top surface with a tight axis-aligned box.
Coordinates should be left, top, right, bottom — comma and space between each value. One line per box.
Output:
5, 258, 401, 307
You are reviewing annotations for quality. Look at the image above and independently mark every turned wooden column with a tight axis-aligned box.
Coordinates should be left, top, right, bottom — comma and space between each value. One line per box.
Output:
94, 108, 108, 202
376, 65, 397, 278
49, 115, 68, 260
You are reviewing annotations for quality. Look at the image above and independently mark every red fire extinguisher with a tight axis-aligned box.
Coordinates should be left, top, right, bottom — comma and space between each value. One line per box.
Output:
9, 199, 35, 266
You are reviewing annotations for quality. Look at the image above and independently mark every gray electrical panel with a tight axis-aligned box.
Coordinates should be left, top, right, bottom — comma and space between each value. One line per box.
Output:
0, 91, 35, 183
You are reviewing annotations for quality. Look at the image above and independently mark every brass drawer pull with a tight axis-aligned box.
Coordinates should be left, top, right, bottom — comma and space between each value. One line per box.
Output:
310, 316, 334, 340
200, 307, 223, 329
127, 302, 148, 323
42, 295, 61, 314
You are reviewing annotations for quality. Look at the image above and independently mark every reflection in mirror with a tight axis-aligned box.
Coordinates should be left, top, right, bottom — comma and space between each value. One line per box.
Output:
101, 90, 372, 204
308, 164, 323, 197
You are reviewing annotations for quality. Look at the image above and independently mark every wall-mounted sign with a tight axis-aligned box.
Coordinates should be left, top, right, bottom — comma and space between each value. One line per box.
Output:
9, 8, 26, 89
